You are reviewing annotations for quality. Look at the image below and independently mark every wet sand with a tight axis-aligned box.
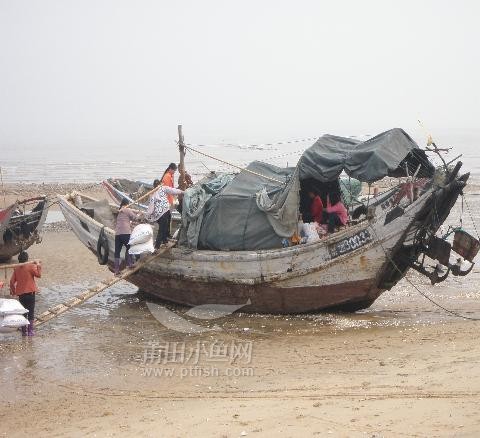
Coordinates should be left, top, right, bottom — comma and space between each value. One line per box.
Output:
1, 184, 480, 437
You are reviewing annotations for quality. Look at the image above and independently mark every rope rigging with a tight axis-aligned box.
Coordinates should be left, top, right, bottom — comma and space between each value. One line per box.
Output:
183, 144, 286, 184
368, 225, 480, 321
185, 136, 317, 150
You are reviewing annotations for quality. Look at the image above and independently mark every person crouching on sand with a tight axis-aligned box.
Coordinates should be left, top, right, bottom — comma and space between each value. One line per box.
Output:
9, 251, 41, 337
146, 179, 184, 249
114, 198, 142, 275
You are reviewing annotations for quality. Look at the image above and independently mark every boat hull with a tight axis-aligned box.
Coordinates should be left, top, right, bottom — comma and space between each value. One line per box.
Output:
130, 270, 378, 313
58, 176, 465, 313
0, 197, 48, 262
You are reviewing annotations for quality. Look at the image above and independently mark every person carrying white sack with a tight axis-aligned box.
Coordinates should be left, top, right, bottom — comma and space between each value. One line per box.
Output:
146, 179, 184, 249
9, 251, 41, 336
114, 198, 142, 275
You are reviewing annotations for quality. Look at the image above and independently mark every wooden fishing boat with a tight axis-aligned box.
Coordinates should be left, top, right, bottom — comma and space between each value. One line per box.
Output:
0, 197, 49, 262
58, 128, 477, 313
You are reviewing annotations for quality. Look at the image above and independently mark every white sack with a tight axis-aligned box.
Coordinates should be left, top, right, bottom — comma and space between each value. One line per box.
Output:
0, 298, 28, 316
129, 224, 153, 246
301, 222, 320, 243
0, 314, 29, 333
128, 239, 155, 255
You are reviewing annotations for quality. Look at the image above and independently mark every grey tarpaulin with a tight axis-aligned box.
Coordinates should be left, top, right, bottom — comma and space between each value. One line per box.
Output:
178, 173, 234, 248
178, 128, 434, 251
256, 165, 300, 238
339, 178, 362, 205
298, 128, 429, 183
196, 162, 295, 251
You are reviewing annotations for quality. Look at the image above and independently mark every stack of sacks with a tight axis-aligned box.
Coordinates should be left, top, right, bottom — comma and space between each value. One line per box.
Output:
128, 224, 155, 255
0, 298, 29, 333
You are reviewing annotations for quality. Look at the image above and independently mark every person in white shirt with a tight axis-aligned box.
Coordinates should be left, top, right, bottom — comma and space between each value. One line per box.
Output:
146, 179, 184, 248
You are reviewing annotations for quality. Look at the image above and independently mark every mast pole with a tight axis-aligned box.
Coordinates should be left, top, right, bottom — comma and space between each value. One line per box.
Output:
178, 124, 186, 190
0, 167, 6, 208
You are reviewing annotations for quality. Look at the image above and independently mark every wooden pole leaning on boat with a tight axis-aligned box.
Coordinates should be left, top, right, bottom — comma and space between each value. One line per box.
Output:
125, 181, 163, 208
0, 260, 42, 270
34, 241, 176, 328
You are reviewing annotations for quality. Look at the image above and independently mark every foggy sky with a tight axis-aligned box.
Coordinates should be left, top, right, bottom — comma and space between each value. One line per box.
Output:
1, 0, 479, 150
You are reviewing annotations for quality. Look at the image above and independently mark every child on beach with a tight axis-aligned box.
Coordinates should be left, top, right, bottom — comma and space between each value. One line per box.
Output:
9, 251, 41, 336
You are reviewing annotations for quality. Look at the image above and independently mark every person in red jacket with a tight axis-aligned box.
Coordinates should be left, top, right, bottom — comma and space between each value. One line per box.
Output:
10, 251, 41, 336
308, 190, 324, 224
161, 163, 177, 205
160, 163, 178, 239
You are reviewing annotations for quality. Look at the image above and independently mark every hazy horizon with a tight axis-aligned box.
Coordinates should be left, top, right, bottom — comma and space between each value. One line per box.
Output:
1, 0, 479, 153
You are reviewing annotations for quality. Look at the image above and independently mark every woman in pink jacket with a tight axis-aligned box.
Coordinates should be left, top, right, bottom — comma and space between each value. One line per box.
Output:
324, 192, 348, 233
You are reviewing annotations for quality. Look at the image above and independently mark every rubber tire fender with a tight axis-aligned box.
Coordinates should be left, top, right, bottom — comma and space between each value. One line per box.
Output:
97, 227, 109, 265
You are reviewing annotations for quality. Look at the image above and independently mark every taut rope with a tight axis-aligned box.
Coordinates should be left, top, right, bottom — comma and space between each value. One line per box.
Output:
183, 144, 286, 185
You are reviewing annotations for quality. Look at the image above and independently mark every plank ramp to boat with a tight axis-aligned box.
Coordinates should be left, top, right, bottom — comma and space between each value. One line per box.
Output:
34, 241, 176, 327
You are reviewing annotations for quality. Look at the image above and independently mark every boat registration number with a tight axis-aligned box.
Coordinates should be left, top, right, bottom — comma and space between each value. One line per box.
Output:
329, 230, 373, 259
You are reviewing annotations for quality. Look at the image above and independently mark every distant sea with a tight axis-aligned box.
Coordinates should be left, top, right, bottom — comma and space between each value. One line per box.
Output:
2, 132, 480, 184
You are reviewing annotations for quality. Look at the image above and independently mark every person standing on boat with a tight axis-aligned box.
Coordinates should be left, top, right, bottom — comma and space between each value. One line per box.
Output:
114, 198, 141, 275
175, 165, 194, 214
178, 164, 194, 189
9, 251, 41, 336
147, 179, 184, 249
323, 192, 348, 233
161, 163, 177, 205
161, 163, 178, 238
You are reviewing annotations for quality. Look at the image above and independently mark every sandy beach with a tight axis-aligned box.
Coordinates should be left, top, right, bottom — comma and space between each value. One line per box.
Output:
3, 0, 480, 434
0, 182, 479, 437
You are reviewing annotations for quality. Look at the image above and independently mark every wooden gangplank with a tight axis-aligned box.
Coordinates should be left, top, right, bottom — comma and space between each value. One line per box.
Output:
34, 242, 175, 327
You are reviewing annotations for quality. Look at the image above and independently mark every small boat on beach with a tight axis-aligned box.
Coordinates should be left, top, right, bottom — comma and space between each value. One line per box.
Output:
59, 128, 478, 313
102, 178, 152, 210
0, 197, 49, 262
102, 178, 181, 222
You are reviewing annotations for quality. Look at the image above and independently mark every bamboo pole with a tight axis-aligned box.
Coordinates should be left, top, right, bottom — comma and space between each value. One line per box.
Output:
125, 182, 162, 208
34, 241, 176, 327
178, 124, 186, 190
